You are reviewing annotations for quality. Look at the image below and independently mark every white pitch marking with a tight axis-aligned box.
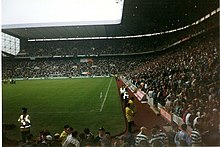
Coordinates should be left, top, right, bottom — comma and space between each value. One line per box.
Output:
100, 77, 113, 112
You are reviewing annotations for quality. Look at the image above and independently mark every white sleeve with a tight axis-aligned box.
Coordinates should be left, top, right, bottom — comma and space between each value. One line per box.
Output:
18, 115, 22, 122
62, 138, 68, 147
26, 115, 31, 123
75, 140, 80, 147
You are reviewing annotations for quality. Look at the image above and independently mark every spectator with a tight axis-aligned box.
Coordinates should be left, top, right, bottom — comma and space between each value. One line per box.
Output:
94, 127, 106, 146
123, 88, 129, 106
35, 131, 44, 145
120, 85, 126, 100
63, 130, 80, 147
191, 124, 203, 146
149, 128, 164, 147
167, 125, 178, 147
152, 125, 168, 146
36, 133, 52, 147
101, 132, 112, 147
51, 133, 62, 147
60, 125, 69, 145
113, 136, 120, 147
135, 126, 149, 147
62, 127, 74, 147
82, 128, 94, 146
174, 124, 191, 146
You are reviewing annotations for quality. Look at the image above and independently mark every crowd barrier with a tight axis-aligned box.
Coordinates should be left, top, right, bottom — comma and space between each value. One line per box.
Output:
121, 76, 186, 128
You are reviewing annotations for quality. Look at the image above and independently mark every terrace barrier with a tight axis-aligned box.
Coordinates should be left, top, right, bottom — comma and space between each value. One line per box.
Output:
120, 76, 191, 130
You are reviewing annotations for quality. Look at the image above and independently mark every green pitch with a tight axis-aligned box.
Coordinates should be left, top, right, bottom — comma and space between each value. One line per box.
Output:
2, 77, 125, 140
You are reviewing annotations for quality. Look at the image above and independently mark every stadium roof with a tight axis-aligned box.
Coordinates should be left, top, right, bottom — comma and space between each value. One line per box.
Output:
2, 0, 219, 40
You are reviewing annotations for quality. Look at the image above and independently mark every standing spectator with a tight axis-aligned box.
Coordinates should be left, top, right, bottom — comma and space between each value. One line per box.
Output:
174, 124, 191, 146
191, 124, 203, 146
83, 128, 94, 146
94, 127, 106, 146
182, 108, 191, 123
45, 135, 53, 146
60, 125, 69, 145
149, 128, 164, 147
167, 125, 178, 146
123, 88, 129, 106
135, 126, 149, 147
35, 131, 44, 145
62, 130, 80, 147
148, 125, 168, 147
153, 125, 168, 146
78, 133, 86, 146
18, 108, 31, 143
113, 136, 120, 147
51, 133, 62, 147
36, 133, 52, 147
185, 108, 192, 126
147, 87, 154, 99
125, 103, 135, 133
62, 127, 74, 147
120, 85, 126, 100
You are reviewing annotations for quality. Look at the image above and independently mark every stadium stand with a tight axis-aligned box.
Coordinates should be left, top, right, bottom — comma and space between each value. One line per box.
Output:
2, 9, 219, 147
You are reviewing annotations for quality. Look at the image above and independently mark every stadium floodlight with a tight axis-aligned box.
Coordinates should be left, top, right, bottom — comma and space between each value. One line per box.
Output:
2, 0, 124, 29
1, 32, 20, 55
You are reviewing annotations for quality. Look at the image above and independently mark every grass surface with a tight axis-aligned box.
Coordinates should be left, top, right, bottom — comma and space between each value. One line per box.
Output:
2, 77, 125, 141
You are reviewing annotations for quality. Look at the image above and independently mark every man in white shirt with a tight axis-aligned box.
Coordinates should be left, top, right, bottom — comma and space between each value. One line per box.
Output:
62, 127, 78, 147
120, 85, 126, 100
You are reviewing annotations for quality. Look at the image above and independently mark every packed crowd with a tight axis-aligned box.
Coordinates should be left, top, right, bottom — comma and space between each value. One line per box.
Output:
2, 56, 147, 79
124, 28, 219, 145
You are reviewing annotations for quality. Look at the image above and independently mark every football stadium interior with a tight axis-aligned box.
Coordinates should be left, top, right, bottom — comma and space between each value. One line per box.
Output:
2, 0, 220, 146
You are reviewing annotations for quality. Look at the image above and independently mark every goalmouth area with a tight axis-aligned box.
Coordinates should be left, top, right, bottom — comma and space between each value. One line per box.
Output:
2, 77, 125, 141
